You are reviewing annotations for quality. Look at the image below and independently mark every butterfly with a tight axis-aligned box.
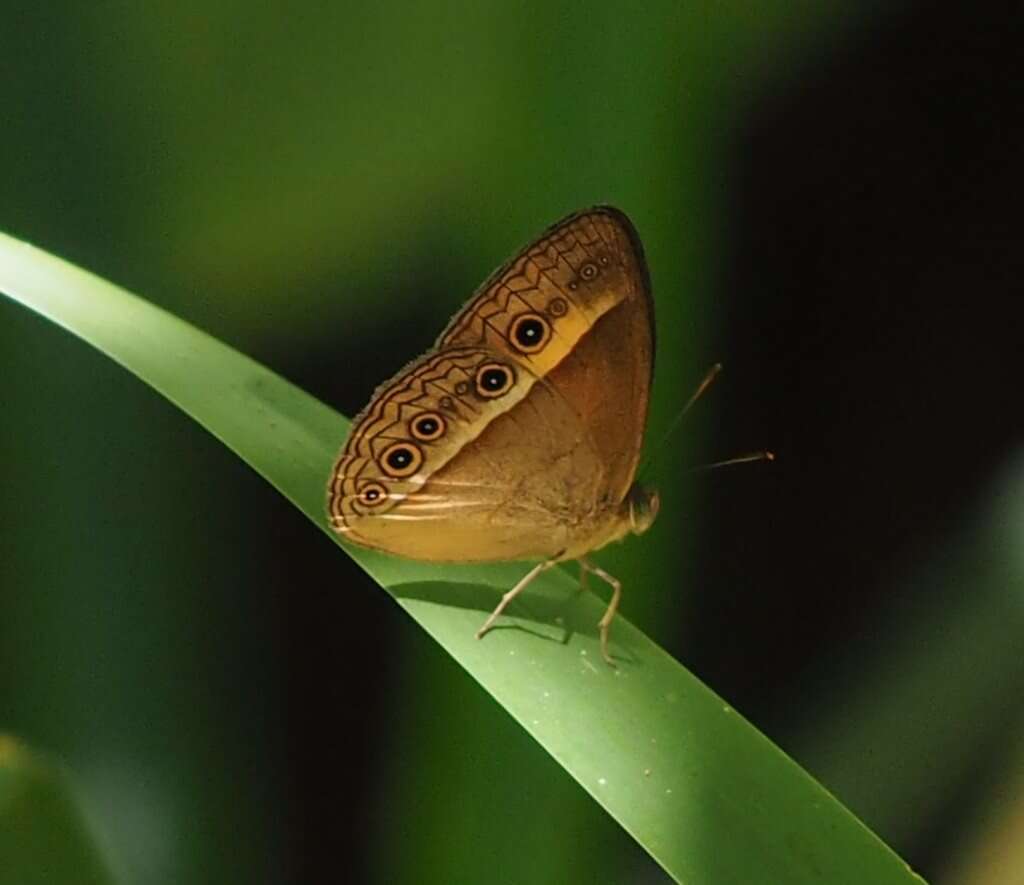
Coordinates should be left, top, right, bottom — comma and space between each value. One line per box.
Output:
327, 206, 657, 664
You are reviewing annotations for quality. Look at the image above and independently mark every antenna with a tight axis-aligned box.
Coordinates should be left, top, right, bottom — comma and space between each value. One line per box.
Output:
643, 360, 724, 467
689, 450, 775, 473
640, 363, 722, 476
640, 363, 775, 478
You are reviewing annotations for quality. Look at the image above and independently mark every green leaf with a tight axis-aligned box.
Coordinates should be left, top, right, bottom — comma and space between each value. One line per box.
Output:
0, 737, 116, 885
0, 232, 927, 884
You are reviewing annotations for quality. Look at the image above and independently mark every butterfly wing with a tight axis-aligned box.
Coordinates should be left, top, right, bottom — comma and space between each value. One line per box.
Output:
328, 206, 655, 562
440, 206, 654, 504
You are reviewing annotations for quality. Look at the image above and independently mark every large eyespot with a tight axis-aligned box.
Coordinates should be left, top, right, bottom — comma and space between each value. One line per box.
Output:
509, 313, 551, 354
379, 441, 423, 477
357, 482, 388, 508
410, 411, 446, 441
475, 362, 515, 398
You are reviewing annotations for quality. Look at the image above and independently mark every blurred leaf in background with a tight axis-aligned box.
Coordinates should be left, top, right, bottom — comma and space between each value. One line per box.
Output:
1, 2, 1022, 884
0, 737, 116, 885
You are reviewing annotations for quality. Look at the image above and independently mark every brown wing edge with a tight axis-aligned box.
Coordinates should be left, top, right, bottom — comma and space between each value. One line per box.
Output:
437, 205, 656, 379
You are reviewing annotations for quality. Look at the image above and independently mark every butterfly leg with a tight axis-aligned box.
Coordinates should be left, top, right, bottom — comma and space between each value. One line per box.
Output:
475, 559, 555, 642
579, 557, 622, 665
578, 561, 590, 595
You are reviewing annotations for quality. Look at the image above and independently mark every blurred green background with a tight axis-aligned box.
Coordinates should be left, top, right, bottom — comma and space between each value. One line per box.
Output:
2, 3, 1022, 883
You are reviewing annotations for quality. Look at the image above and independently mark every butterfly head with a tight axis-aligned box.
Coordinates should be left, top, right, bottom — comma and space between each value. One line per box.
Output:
626, 482, 660, 536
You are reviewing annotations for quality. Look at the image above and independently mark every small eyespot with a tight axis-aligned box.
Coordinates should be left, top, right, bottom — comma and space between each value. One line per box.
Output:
547, 297, 568, 317
358, 482, 388, 507
509, 313, 551, 354
455, 380, 470, 395
579, 261, 599, 281
411, 411, 446, 441
438, 395, 455, 411
379, 442, 423, 477
599, 255, 610, 266
475, 362, 515, 398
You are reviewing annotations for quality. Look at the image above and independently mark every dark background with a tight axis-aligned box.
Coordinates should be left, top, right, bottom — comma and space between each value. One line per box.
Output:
2, 3, 1022, 883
